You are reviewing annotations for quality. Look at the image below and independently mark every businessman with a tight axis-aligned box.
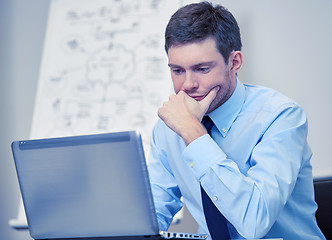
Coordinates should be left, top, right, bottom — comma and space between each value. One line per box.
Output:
148, 2, 325, 240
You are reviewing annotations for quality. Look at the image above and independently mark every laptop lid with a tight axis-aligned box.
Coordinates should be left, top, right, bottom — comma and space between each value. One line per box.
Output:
12, 131, 160, 239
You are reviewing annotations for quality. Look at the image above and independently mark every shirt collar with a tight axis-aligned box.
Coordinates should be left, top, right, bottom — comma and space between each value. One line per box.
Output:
208, 79, 245, 137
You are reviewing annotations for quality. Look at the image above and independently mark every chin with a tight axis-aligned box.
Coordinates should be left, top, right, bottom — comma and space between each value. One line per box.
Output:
207, 97, 225, 113
206, 103, 217, 114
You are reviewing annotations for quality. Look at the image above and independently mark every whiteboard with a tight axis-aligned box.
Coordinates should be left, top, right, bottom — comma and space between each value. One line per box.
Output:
30, 0, 186, 152
10, 0, 190, 229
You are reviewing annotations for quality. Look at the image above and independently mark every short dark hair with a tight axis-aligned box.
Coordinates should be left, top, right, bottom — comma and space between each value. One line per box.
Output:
165, 1, 242, 64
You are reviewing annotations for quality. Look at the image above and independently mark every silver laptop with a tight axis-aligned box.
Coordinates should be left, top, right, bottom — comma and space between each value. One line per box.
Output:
12, 131, 207, 240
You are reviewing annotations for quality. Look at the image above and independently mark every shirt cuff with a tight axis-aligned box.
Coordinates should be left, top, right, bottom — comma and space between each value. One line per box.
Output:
182, 134, 227, 180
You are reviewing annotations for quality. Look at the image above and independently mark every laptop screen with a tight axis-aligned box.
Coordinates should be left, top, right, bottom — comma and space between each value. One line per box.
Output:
12, 131, 159, 239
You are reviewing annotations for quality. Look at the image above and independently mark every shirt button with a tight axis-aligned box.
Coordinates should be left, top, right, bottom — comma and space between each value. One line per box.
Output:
221, 128, 226, 133
190, 162, 194, 168
213, 196, 218, 201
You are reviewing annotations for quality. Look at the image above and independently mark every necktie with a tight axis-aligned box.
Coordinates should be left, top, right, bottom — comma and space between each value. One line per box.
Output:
201, 116, 214, 136
201, 116, 230, 240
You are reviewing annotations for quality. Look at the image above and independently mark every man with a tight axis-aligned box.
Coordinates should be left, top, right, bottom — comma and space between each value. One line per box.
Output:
148, 2, 325, 240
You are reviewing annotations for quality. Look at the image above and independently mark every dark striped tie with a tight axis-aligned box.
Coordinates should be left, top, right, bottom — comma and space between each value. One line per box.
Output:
201, 116, 230, 240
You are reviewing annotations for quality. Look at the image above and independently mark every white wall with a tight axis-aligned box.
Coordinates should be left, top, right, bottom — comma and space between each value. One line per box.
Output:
0, 1, 331, 239
222, 0, 332, 177
0, 1, 49, 239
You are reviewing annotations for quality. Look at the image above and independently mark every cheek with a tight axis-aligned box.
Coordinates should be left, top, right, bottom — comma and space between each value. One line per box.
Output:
214, 90, 224, 103
171, 77, 182, 93
207, 90, 224, 111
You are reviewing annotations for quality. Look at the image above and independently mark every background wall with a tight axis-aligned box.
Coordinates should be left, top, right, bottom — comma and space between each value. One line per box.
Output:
0, 1, 49, 239
0, 0, 331, 239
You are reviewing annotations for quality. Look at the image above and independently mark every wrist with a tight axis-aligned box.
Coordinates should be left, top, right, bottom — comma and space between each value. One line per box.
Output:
179, 120, 207, 145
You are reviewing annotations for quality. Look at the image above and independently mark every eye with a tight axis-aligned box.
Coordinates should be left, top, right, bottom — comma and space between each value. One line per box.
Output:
171, 67, 185, 75
196, 67, 210, 73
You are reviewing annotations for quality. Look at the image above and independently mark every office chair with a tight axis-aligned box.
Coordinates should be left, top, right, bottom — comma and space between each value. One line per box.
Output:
313, 176, 332, 239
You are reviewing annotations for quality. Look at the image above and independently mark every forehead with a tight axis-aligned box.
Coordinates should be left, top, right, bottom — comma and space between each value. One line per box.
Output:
167, 37, 224, 67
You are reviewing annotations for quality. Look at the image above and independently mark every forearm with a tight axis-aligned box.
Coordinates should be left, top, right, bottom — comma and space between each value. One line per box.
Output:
148, 124, 184, 230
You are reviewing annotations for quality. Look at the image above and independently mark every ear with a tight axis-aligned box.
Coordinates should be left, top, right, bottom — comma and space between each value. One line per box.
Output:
229, 51, 243, 74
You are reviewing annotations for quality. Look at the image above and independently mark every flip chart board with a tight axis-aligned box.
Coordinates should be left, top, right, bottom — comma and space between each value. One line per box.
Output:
10, 0, 189, 228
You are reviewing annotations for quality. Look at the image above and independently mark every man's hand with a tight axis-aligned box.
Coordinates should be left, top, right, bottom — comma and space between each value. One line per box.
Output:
158, 87, 219, 145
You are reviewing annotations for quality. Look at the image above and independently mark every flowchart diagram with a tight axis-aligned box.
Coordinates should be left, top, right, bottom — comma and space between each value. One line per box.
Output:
11, 0, 193, 229
31, 0, 182, 153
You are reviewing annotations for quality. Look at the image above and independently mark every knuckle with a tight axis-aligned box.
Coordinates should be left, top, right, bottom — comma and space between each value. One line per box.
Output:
169, 94, 176, 101
157, 107, 164, 118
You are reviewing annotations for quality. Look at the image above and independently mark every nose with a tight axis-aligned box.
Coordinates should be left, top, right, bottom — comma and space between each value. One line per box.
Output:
182, 72, 198, 92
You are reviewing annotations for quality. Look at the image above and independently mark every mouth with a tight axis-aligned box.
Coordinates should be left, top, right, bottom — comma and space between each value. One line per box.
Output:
189, 94, 207, 101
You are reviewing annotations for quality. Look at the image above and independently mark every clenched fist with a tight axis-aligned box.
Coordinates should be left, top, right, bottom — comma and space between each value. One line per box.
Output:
158, 86, 219, 145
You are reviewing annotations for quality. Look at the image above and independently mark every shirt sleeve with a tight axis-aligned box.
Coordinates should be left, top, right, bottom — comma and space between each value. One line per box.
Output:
182, 104, 311, 238
147, 122, 183, 231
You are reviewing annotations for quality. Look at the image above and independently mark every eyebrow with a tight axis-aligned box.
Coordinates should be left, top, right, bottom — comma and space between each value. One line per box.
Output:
168, 61, 217, 68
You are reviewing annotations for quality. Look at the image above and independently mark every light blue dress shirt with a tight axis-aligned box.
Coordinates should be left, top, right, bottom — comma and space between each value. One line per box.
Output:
148, 80, 325, 240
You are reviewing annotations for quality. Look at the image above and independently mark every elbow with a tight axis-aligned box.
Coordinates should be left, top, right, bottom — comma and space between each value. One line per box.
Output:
241, 229, 269, 240
233, 199, 274, 239
236, 211, 274, 239
236, 221, 271, 239
227, 183, 281, 238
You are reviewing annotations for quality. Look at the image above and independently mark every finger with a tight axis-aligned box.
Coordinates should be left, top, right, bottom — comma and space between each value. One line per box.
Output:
199, 86, 219, 110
